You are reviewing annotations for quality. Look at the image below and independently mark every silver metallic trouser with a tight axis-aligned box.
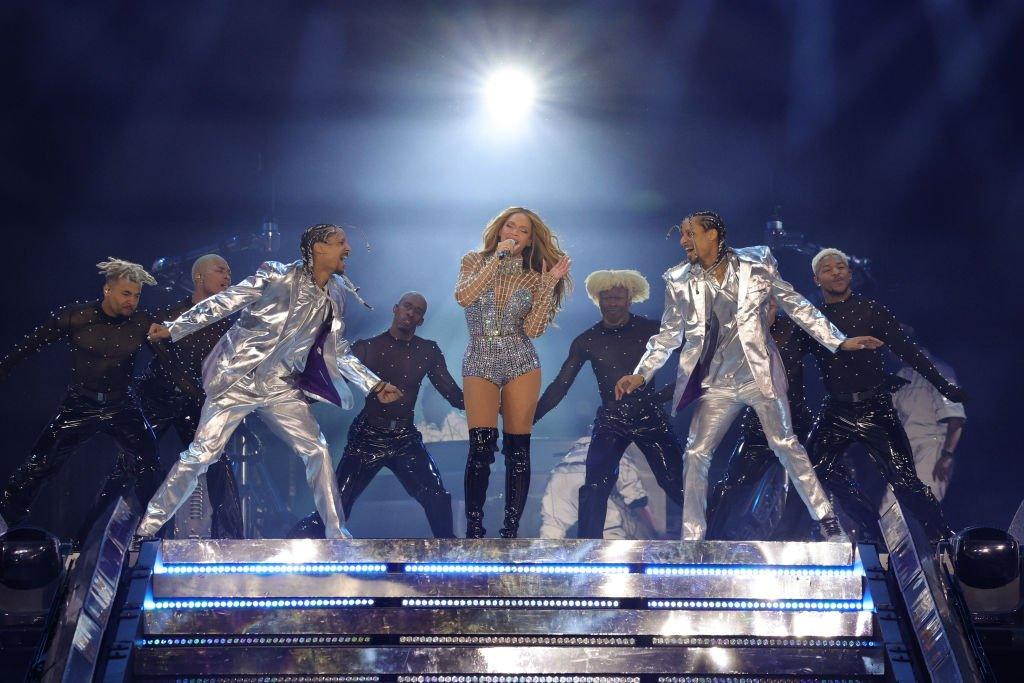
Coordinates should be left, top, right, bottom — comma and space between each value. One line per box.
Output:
137, 374, 349, 538
681, 381, 834, 540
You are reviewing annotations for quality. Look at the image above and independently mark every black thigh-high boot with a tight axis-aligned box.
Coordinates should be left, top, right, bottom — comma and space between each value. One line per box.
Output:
499, 433, 531, 539
464, 427, 498, 538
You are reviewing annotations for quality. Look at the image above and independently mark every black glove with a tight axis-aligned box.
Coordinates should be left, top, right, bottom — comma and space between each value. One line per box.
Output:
941, 384, 967, 405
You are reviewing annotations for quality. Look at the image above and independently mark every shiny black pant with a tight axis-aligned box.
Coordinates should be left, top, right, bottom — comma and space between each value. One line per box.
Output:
807, 393, 952, 543
706, 407, 817, 541
0, 389, 161, 544
577, 400, 685, 539
291, 414, 454, 539
140, 389, 244, 539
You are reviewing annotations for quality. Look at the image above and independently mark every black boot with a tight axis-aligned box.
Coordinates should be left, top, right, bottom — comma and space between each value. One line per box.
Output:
577, 481, 614, 539
421, 490, 455, 539
287, 512, 326, 539
499, 433, 531, 539
464, 427, 497, 538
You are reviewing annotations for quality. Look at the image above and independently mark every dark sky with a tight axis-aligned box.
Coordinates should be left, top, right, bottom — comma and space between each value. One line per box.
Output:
2, 0, 1021, 534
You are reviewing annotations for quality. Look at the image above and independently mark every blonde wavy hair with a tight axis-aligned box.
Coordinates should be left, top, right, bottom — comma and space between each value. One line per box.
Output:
479, 206, 572, 319
96, 257, 157, 286
583, 269, 650, 307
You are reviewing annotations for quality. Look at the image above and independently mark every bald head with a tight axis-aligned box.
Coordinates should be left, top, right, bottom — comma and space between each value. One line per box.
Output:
191, 254, 231, 299
390, 291, 427, 339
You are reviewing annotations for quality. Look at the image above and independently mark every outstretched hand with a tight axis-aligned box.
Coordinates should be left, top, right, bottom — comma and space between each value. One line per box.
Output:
615, 374, 645, 400
376, 383, 404, 404
542, 255, 571, 281
839, 335, 883, 351
147, 323, 171, 341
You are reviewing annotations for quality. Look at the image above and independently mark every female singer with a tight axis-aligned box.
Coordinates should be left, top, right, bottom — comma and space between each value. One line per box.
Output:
455, 207, 571, 537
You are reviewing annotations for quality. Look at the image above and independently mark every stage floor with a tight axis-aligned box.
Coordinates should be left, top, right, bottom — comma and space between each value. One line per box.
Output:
128, 537, 884, 680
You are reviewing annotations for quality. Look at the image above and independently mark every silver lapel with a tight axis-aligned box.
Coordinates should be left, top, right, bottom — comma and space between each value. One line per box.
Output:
691, 276, 708, 330
737, 257, 751, 308
327, 280, 344, 333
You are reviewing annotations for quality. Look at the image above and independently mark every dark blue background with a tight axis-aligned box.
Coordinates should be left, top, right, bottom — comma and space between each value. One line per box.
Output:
1, 1, 1020, 536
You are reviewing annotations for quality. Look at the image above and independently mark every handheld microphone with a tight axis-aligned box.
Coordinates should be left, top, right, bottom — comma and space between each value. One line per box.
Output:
497, 249, 511, 260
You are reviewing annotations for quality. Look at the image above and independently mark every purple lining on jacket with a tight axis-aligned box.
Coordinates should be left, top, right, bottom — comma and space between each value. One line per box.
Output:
294, 315, 343, 406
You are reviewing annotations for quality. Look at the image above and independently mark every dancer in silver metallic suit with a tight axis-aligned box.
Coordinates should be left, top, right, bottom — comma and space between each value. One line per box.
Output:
617, 211, 882, 541
456, 207, 571, 538
138, 224, 402, 540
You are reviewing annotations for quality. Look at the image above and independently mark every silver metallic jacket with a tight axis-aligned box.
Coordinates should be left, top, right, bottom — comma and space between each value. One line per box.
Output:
633, 246, 845, 413
166, 260, 380, 408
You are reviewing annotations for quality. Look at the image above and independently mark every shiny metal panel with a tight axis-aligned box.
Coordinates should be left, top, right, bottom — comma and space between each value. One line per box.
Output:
880, 503, 968, 682
133, 644, 884, 676
156, 538, 853, 567
152, 570, 863, 601
43, 497, 136, 683
143, 607, 874, 639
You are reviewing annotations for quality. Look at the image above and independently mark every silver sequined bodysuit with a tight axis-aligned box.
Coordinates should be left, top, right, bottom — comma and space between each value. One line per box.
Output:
456, 252, 557, 387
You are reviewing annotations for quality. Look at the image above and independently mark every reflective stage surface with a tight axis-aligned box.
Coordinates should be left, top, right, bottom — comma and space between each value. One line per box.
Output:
134, 538, 884, 679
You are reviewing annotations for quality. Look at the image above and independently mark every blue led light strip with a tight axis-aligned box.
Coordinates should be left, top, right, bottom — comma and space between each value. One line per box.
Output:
644, 564, 861, 577
404, 562, 631, 575
153, 562, 388, 576
648, 598, 868, 611
137, 635, 372, 647
402, 597, 619, 608
144, 597, 374, 610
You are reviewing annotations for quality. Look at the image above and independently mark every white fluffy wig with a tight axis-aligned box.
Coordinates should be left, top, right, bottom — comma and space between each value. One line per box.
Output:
584, 269, 650, 307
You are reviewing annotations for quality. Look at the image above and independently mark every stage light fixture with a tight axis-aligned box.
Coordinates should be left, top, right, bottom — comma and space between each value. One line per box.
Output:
0, 526, 62, 590
953, 526, 1022, 622
483, 67, 536, 128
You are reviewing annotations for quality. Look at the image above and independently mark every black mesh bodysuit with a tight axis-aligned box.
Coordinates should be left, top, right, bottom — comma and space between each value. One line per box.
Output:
807, 293, 961, 543
535, 314, 684, 539
0, 301, 195, 544
290, 331, 464, 539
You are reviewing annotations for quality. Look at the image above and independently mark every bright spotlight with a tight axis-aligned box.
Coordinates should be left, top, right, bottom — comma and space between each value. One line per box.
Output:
483, 67, 536, 128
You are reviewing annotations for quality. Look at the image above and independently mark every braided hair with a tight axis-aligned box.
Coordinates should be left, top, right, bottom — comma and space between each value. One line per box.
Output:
298, 222, 374, 309
300, 223, 341, 270
686, 210, 728, 253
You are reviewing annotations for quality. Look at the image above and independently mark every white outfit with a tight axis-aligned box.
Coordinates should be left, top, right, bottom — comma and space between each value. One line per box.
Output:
539, 437, 649, 540
881, 355, 965, 509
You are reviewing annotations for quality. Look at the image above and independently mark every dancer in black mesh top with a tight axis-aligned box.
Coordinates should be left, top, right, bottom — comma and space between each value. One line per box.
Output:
291, 292, 464, 538
0, 258, 195, 545
806, 248, 967, 543
534, 269, 684, 538
705, 298, 818, 540
137, 254, 243, 538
